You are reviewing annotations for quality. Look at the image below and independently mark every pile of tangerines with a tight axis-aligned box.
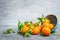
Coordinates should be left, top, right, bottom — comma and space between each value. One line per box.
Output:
18, 17, 54, 37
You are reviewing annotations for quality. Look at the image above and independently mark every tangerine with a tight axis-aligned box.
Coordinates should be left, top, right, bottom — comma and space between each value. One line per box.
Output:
41, 27, 51, 36
32, 26, 41, 35
49, 24, 54, 30
21, 26, 29, 34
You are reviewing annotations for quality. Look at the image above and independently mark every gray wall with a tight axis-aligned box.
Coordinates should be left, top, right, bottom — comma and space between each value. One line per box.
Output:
0, 0, 60, 25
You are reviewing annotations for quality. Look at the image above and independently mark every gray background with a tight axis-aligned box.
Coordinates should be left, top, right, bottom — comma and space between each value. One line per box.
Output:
0, 0, 60, 40
0, 0, 60, 25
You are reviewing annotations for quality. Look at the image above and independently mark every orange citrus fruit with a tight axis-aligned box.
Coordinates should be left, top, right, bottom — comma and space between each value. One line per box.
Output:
31, 26, 41, 35
42, 22, 50, 27
41, 27, 51, 36
49, 24, 54, 30
21, 26, 29, 34
42, 18, 50, 23
24, 24, 29, 27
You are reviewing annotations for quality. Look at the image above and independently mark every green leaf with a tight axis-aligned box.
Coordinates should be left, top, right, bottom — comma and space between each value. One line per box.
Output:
24, 21, 33, 27
28, 21, 33, 27
3, 32, 9, 34
24, 32, 29, 37
37, 14, 45, 24
24, 30, 31, 37
4, 29, 15, 34
37, 17, 41, 23
24, 21, 29, 24
18, 20, 23, 32
41, 14, 45, 22
8, 29, 14, 32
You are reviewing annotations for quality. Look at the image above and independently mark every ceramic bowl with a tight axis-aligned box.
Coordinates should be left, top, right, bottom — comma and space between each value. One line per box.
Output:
46, 14, 57, 33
